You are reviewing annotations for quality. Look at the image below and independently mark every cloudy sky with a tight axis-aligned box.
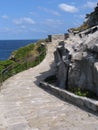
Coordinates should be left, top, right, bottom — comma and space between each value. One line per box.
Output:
0, 0, 97, 39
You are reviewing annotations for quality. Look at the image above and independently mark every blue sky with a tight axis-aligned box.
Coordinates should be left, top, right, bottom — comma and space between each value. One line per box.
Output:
0, 0, 97, 39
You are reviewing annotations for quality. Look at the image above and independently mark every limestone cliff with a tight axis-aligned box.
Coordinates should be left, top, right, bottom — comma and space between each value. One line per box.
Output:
54, 4, 98, 96
68, 4, 98, 33
54, 26, 98, 96
86, 4, 98, 27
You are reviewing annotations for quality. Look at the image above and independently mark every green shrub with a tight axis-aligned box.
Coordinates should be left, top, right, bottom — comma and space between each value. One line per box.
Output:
0, 40, 46, 83
70, 88, 98, 99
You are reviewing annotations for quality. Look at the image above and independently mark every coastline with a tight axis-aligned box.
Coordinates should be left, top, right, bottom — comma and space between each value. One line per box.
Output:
0, 39, 38, 61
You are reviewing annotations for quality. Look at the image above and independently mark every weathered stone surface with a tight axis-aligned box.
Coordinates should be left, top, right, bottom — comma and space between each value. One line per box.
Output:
48, 34, 65, 42
40, 82, 98, 112
86, 5, 98, 27
54, 28, 98, 96
54, 42, 70, 89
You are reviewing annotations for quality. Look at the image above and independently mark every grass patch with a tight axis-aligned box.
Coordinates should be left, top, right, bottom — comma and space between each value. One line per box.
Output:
69, 88, 98, 100
72, 22, 88, 32
0, 40, 46, 83
44, 76, 98, 100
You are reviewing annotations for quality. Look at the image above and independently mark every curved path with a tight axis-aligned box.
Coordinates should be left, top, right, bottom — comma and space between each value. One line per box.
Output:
0, 43, 98, 130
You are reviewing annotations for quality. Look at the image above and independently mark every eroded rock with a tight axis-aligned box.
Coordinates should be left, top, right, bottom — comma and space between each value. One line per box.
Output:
54, 28, 98, 96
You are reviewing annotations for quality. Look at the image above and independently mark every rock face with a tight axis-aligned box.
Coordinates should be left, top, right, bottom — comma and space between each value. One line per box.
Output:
54, 27, 98, 96
87, 4, 98, 27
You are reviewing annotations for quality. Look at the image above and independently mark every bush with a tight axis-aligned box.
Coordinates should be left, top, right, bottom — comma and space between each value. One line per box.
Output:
70, 88, 98, 99
0, 40, 46, 83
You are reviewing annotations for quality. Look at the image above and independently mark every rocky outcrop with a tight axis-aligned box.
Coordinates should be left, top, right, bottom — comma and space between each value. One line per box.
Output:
86, 4, 98, 27
67, 4, 98, 34
54, 28, 98, 96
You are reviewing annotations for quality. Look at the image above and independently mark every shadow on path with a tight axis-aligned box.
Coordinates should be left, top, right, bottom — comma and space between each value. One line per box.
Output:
34, 61, 98, 117
34, 61, 55, 86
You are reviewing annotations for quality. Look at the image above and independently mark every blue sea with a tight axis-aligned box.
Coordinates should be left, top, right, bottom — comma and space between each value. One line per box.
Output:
0, 40, 38, 61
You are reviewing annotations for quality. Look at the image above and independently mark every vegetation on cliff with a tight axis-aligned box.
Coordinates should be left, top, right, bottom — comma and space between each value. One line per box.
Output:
70, 3, 98, 32
0, 40, 46, 83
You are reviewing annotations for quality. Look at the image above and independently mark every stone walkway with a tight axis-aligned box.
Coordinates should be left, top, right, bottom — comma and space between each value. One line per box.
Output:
0, 43, 98, 130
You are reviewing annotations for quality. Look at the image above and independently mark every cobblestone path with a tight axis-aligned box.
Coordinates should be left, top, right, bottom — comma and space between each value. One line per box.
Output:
0, 44, 98, 130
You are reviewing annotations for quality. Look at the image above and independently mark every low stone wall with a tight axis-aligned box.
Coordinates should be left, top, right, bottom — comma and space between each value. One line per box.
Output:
48, 34, 65, 42
40, 82, 98, 112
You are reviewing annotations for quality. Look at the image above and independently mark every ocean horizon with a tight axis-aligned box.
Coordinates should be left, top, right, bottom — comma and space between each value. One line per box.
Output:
0, 39, 38, 61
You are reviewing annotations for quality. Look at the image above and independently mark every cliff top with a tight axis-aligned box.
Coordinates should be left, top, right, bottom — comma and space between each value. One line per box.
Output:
68, 3, 98, 33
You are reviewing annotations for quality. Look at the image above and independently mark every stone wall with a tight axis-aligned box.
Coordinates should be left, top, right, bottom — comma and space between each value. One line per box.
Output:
40, 82, 98, 112
48, 34, 68, 42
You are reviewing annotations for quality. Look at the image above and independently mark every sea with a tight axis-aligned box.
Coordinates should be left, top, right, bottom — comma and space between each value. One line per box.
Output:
0, 40, 38, 61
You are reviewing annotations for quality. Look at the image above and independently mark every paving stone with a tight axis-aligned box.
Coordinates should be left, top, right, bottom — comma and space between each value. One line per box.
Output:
0, 44, 98, 130
7, 123, 30, 130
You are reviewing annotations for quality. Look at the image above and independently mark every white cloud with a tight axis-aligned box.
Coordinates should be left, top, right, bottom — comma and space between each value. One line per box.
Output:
43, 19, 64, 29
29, 28, 48, 33
2, 15, 9, 19
30, 12, 37, 16
73, 20, 83, 26
45, 19, 63, 25
13, 17, 35, 25
74, 14, 85, 19
20, 25, 26, 29
50, 10, 60, 16
59, 3, 78, 13
38, 7, 60, 16
79, 14, 85, 19
84, 1, 97, 8
0, 27, 11, 32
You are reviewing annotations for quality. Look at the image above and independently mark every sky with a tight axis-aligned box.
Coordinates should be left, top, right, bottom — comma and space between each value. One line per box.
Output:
0, 0, 97, 39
